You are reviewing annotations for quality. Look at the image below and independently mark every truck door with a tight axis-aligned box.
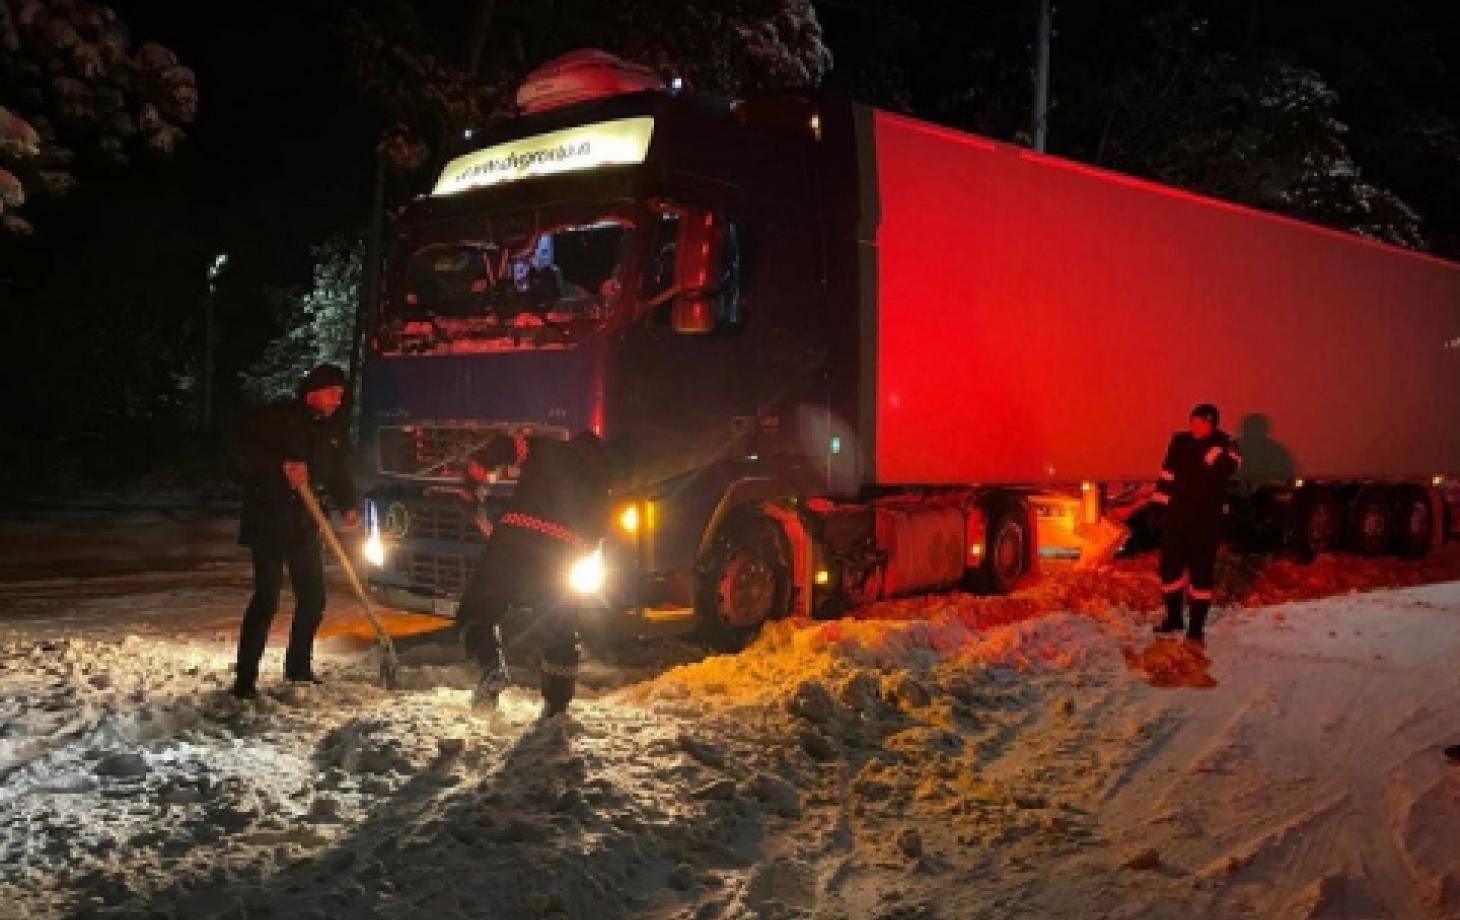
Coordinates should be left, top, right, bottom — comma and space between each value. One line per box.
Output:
615, 210, 756, 489
743, 221, 833, 484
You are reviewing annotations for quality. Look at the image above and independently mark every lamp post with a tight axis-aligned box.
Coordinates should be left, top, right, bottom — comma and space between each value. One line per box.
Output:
203, 252, 228, 429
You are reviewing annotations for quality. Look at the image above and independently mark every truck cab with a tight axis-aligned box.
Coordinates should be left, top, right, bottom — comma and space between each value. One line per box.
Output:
358, 57, 850, 639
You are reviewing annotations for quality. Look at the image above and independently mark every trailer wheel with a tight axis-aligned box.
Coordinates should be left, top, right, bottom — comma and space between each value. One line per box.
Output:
979, 501, 1031, 595
1390, 486, 1435, 559
694, 510, 792, 652
1239, 489, 1286, 552
1346, 487, 1392, 556
1290, 487, 1341, 562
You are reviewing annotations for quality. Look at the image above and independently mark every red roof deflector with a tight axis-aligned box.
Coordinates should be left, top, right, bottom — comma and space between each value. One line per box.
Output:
516, 49, 666, 115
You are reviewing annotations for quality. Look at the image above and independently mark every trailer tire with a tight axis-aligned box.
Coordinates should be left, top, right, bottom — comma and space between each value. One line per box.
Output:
1237, 489, 1286, 552
1390, 486, 1436, 560
1289, 486, 1341, 562
1346, 487, 1392, 556
694, 510, 792, 652
976, 500, 1031, 595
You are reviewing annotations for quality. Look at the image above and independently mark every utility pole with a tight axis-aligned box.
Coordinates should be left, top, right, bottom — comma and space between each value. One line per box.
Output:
1032, 0, 1053, 152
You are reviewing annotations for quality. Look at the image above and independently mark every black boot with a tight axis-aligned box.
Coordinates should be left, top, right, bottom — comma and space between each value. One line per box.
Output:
540, 667, 576, 717
1187, 600, 1211, 643
539, 657, 578, 718
230, 679, 258, 700
1154, 591, 1185, 635
539, 618, 579, 718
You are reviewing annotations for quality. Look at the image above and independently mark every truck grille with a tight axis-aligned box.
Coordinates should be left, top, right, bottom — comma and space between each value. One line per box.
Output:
406, 503, 482, 542
392, 551, 472, 596
376, 423, 568, 479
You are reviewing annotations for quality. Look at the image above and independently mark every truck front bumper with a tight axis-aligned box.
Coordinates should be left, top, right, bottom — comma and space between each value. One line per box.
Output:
367, 574, 698, 641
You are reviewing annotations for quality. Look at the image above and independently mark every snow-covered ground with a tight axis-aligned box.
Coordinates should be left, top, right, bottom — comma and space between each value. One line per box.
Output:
2, 516, 1458, 919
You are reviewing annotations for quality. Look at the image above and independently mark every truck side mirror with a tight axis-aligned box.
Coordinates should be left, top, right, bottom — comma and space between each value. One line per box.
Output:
672, 209, 725, 335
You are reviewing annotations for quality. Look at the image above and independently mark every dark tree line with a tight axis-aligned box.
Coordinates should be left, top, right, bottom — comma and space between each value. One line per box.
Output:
818, 0, 1460, 252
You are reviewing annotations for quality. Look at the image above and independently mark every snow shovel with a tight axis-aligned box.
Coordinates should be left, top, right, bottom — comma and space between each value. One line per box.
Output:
1074, 518, 1130, 570
294, 482, 401, 690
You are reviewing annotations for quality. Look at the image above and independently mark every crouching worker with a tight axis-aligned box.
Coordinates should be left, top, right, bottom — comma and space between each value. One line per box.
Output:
457, 431, 612, 717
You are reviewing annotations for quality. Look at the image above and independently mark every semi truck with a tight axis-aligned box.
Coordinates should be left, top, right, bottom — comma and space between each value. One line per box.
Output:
359, 50, 1460, 650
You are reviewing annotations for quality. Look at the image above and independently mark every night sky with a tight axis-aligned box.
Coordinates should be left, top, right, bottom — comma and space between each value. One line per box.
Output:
99, 2, 376, 288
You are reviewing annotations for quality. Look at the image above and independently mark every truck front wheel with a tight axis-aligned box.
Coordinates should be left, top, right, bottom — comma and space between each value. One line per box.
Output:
694, 511, 792, 652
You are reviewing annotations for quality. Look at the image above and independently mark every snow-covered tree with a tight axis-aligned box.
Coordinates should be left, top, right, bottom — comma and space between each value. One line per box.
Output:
343, 0, 830, 174
1059, 9, 1427, 250
1247, 66, 1423, 249
241, 239, 361, 402
0, 0, 196, 236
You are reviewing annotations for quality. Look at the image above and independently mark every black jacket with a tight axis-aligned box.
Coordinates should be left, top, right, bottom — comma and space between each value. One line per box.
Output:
465, 435, 612, 602
231, 400, 359, 548
1153, 430, 1241, 524
509, 438, 610, 539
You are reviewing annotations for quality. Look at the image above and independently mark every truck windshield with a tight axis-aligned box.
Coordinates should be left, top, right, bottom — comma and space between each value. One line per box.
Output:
379, 210, 633, 354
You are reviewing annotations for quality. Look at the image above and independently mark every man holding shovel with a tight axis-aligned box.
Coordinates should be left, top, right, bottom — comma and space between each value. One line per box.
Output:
230, 363, 360, 700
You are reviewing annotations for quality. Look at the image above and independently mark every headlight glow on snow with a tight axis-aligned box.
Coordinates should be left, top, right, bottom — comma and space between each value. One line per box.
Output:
363, 530, 386, 568
567, 545, 607, 595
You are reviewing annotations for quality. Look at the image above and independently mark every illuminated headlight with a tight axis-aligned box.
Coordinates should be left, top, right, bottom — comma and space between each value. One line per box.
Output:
567, 544, 607, 595
363, 530, 386, 568
617, 503, 639, 535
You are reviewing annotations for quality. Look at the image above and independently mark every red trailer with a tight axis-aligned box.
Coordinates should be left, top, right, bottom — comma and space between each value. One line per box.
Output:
865, 111, 1460, 488
733, 102, 1460, 640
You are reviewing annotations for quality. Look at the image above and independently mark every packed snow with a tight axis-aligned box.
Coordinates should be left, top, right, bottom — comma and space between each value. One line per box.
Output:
2, 514, 1459, 919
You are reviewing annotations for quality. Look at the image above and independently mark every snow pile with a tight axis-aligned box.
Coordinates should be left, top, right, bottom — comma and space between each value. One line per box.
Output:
644, 609, 1123, 713
1, 627, 902, 919
3, 591, 1135, 919
0, 634, 475, 918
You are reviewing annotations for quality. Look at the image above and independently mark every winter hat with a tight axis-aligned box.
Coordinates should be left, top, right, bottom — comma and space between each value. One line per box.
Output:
1190, 403, 1220, 426
298, 363, 348, 397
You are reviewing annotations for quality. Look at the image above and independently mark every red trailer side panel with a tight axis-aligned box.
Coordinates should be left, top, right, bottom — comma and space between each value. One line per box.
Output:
868, 110, 1460, 485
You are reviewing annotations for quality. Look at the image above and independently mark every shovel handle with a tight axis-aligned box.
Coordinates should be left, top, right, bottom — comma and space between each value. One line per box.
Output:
294, 483, 395, 657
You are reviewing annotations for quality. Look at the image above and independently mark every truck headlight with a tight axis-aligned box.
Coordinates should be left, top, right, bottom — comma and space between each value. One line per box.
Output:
363, 530, 387, 568
567, 544, 607, 595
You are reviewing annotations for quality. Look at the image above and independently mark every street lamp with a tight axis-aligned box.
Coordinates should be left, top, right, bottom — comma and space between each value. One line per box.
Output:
203, 252, 228, 428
